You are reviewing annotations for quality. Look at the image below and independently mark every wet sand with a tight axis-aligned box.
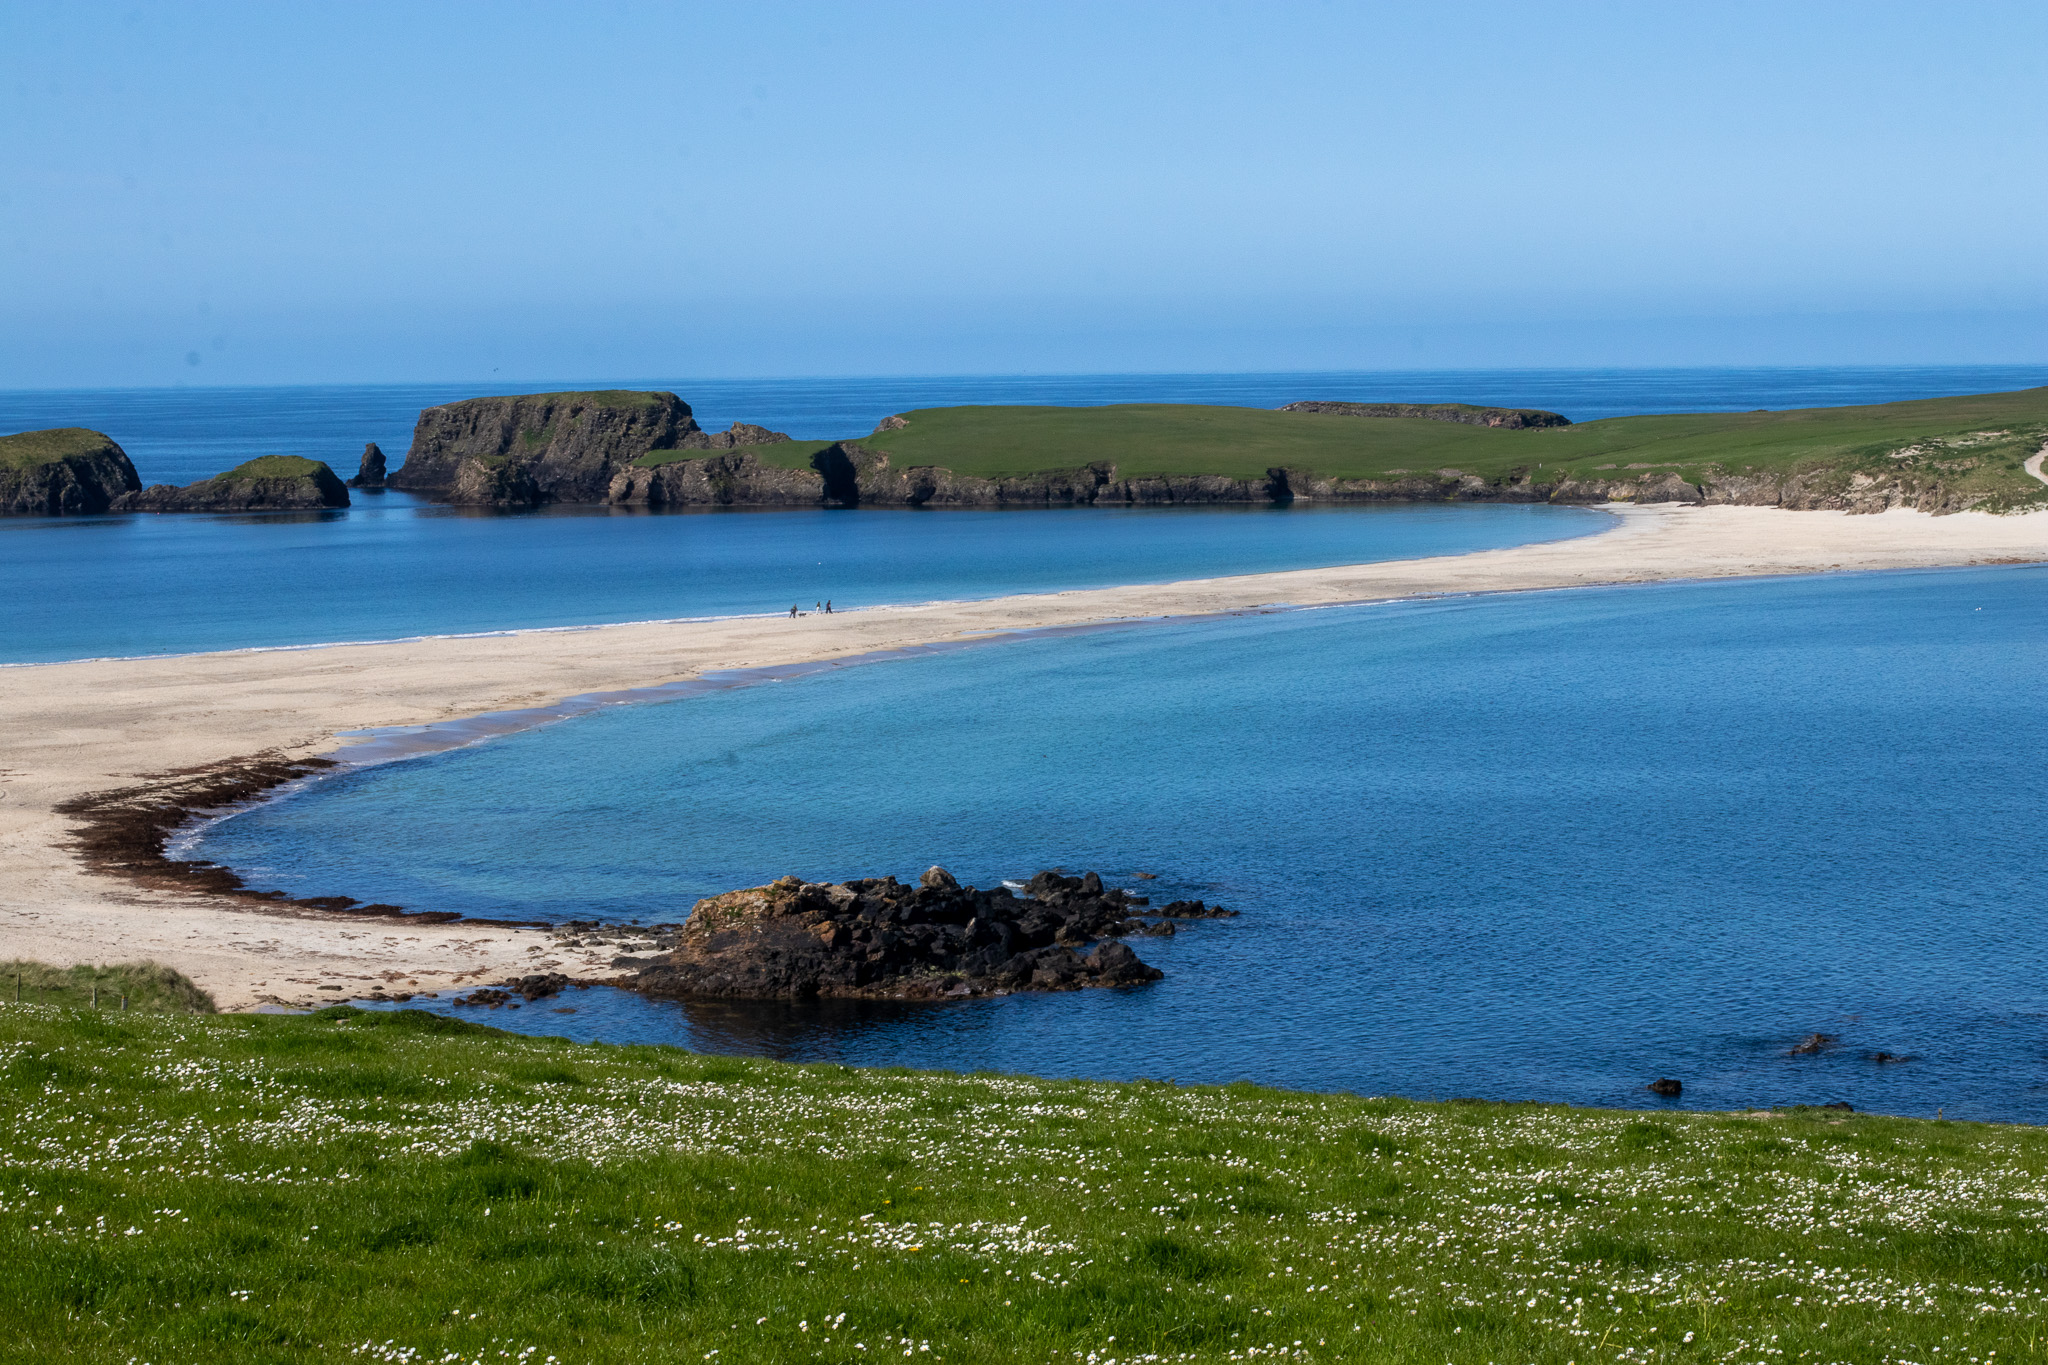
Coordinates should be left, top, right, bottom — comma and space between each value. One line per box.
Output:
4, 502, 2045, 1010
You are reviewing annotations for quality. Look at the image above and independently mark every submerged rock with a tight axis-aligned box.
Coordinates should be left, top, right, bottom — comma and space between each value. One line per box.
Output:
1646, 1078, 1683, 1097
624, 868, 1229, 1001
117, 456, 349, 512
1788, 1033, 1837, 1056
0, 427, 142, 514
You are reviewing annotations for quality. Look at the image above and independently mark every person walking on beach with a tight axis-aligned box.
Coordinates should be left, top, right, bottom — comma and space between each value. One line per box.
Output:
825, 599, 833, 613
789, 604, 798, 618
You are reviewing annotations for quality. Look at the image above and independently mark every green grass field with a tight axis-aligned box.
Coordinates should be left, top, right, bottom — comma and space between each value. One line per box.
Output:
5, 1000, 2046, 1363
852, 390, 2048, 508
213, 455, 330, 482
0, 426, 119, 470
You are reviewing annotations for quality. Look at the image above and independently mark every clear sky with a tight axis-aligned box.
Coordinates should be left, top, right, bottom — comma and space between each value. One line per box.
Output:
3, 0, 2044, 386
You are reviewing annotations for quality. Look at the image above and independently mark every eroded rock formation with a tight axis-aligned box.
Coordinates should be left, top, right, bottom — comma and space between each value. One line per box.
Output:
0, 428, 143, 515
117, 457, 350, 512
348, 443, 387, 488
626, 867, 1236, 1001
390, 389, 802, 507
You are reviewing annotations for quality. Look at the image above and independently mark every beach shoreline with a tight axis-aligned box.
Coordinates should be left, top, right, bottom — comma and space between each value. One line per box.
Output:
5, 501, 2047, 1011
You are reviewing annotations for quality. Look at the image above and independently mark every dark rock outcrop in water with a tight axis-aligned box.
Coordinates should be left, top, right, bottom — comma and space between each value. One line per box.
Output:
390, 389, 800, 508
0, 428, 143, 515
1278, 401, 1574, 429
116, 456, 350, 512
626, 867, 1235, 1001
348, 443, 387, 488
1646, 1078, 1683, 1097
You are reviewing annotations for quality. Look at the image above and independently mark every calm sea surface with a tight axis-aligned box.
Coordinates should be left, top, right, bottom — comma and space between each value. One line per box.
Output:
2, 365, 2041, 662
13, 367, 2048, 1119
202, 566, 2048, 1122
4, 365, 2044, 487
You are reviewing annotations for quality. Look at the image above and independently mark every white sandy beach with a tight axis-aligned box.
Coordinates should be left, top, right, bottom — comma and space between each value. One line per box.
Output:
3, 501, 2045, 1011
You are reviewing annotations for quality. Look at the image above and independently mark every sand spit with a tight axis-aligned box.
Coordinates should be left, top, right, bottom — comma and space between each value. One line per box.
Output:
3, 503, 2045, 1011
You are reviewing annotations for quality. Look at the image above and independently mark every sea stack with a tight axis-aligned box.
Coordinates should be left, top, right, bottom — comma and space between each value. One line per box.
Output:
117, 456, 351, 512
390, 390, 705, 507
0, 428, 143, 515
348, 443, 387, 488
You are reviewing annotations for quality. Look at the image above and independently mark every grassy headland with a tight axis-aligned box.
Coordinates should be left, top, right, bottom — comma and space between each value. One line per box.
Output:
213, 455, 331, 482
856, 390, 2048, 508
0, 426, 122, 470
4, 1001, 2044, 1363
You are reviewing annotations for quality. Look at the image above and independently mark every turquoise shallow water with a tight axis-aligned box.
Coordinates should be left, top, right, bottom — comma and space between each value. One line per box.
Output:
202, 565, 2048, 1122
0, 501, 1600, 662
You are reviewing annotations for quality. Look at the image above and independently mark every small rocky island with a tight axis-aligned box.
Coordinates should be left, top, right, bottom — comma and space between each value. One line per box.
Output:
0, 427, 142, 514
118, 455, 351, 512
347, 442, 387, 488
609, 867, 1234, 1001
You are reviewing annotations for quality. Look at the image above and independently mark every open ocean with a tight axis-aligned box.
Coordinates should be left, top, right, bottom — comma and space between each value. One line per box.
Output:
10, 366, 2048, 1119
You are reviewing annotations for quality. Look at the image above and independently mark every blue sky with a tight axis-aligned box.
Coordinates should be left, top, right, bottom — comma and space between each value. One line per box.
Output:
3, 0, 2043, 385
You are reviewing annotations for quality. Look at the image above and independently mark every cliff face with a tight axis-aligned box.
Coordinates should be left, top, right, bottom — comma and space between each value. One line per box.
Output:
836, 444, 1282, 506
1278, 401, 1574, 429
608, 451, 828, 507
1282, 465, 1999, 512
116, 456, 350, 512
391, 392, 808, 508
0, 428, 142, 515
390, 391, 708, 506
347, 443, 387, 488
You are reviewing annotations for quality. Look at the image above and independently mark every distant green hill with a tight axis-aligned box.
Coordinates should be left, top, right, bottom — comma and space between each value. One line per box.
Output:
848, 389, 2048, 511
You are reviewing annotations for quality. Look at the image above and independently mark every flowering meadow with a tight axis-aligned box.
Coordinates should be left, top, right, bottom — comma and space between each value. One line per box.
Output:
2, 1004, 2045, 1363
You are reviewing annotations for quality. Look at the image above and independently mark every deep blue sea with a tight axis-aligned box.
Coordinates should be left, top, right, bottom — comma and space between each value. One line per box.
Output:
12, 367, 2048, 1120
3, 364, 2042, 662
201, 566, 2048, 1123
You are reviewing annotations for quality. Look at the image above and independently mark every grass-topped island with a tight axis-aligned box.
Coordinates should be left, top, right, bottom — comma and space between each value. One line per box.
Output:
377, 385, 2048, 514
3, 993, 2045, 1363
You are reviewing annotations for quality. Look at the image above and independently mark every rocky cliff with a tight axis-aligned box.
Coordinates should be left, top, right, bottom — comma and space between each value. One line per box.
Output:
347, 443, 387, 488
1278, 401, 1574, 429
607, 450, 828, 507
625, 867, 1234, 1002
0, 428, 142, 515
390, 391, 2039, 514
392, 390, 799, 507
831, 443, 1281, 506
117, 456, 350, 512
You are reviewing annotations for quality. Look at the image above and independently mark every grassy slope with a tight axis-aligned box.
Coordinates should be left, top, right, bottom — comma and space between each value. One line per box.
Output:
0, 961, 216, 1014
5, 1005, 2046, 1363
0, 427, 118, 470
214, 456, 328, 481
857, 391, 2048, 506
